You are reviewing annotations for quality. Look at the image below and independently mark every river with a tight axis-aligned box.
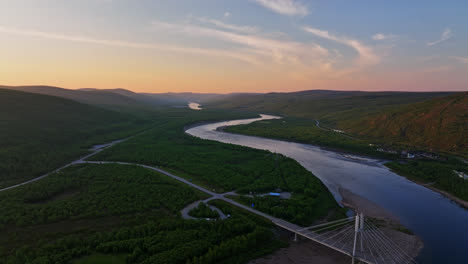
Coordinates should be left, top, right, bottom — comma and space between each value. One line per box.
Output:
186, 114, 468, 264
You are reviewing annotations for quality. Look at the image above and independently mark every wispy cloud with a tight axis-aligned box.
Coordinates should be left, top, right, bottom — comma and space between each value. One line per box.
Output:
0, 26, 260, 65
372, 33, 396, 41
252, 0, 308, 16
151, 20, 328, 65
303, 26, 380, 67
224, 12, 231, 18
427, 28, 453, 46
195, 17, 258, 34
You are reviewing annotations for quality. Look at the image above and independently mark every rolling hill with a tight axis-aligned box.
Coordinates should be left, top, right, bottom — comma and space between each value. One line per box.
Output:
206, 90, 453, 122
0, 88, 153, 188
1, 85, 145, 107
342, 92, 468, 155
206, 90, 466, 156
1, 85, 232, 108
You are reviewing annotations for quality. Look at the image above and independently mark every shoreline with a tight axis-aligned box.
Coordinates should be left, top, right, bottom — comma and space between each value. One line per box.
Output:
338, 188, 424, 259
218, 123, 468, 210
393, 173, 468, 210
249, 188, 423, 264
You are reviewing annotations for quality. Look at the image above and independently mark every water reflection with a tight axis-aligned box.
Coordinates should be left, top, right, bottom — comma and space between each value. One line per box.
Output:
186, 114, 468, 264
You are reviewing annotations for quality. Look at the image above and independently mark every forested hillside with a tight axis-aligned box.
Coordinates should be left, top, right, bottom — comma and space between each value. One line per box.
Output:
206, 90, 452, 121
1, 85, 146, 108
0, 89, 154, 188
342, 92, 468, 156
206, 90, 468, 156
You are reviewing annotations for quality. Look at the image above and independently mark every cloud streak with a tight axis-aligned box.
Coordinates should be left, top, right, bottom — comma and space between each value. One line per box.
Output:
372, 33, 396, 41
0, 26, 260, 65
427, 28, 453, 46
195, 17, 258, 34
303, 26, 380, 67
151, 20, 329, 66
252, 0, 308, 16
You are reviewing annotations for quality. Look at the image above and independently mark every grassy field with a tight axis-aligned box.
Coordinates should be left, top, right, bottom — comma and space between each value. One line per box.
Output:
0, 88, 157, 189
0, 164, 285, 264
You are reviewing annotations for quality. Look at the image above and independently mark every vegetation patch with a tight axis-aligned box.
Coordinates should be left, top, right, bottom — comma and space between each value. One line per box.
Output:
73, 254, 126, 264
0, 88, 156, 188
0, 164, 284, 264
224, 117, 396, 159
385, 159, 468, 201
188, 202, 220, 219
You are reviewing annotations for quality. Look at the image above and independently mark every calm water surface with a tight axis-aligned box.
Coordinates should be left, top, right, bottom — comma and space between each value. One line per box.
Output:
186, 114, 468, 264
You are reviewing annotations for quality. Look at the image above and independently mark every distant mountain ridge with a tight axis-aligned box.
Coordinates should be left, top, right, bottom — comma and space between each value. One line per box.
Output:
1, 85, 142, 107
0, 85, 230, 108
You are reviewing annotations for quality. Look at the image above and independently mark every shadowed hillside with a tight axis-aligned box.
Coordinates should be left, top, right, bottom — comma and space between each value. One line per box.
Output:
1, 85, 232, 108
0, 88, 153, 188
1, 85, 145, 107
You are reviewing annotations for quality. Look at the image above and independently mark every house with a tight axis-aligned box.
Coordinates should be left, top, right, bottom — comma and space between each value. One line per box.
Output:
454, 170, 468, 180
407, 153, 415, 159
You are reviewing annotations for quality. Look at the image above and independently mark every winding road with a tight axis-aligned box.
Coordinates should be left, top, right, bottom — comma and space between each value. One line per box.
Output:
0, 119, 409, 263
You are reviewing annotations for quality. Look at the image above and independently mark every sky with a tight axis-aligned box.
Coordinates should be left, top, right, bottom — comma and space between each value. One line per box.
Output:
0, 0, 467, 93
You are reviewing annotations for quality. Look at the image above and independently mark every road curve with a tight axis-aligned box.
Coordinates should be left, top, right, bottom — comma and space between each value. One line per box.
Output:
0, 130, 150, 193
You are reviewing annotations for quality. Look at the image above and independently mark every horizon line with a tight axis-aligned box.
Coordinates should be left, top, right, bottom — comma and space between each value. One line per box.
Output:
1, 84, 466, 95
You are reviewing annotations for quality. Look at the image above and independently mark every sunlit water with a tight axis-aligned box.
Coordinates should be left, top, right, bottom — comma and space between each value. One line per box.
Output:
188, 102, 202, 110
186, 114, 468, 264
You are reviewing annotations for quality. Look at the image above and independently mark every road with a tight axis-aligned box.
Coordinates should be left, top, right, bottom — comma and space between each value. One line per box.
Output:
0, 127, 369, 263
0, 130, 149, 193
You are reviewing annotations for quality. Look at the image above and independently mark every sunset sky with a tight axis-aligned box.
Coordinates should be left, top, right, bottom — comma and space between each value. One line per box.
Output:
1, 0, 467, 93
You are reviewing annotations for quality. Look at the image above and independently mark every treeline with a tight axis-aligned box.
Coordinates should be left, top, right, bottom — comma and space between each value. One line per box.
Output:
386, 159, 468, 201
0, 164, 206, 228
224, 118, 397, 159
0, 164, 284, 264
89, 111, 343, 226
4, 214, 281, 264
0, 89, 156, 189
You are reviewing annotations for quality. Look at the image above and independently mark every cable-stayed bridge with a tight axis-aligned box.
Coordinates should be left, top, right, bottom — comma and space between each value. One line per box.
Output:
273, 214, 417, 264
0, 131, 419, 264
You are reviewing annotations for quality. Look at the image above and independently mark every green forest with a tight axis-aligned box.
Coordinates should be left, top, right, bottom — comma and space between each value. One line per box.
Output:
224, 116, 468, 203
0, 164, 285, 264
386, 159, 468, 201
224, 117, 397, 159
88, 112, 342, 226
0, 89, 156, 189
188, 203, 220, 219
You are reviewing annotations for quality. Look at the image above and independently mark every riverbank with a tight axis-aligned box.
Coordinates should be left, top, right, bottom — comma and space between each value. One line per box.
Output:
186, 115, 468, 263
339, 188, 423, 259
221, 120, 468, 211
395, 174, 468, 210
